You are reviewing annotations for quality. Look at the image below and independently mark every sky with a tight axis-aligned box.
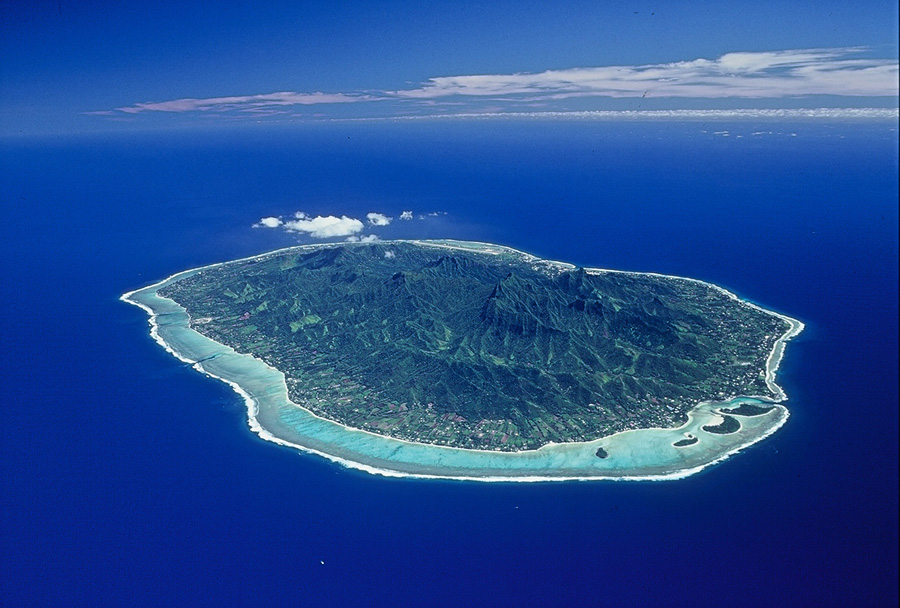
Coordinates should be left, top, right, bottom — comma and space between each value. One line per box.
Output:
1, 0, 898, 136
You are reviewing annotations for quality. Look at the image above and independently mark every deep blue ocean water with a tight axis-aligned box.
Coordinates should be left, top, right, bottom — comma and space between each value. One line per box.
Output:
2, 120, 897, 606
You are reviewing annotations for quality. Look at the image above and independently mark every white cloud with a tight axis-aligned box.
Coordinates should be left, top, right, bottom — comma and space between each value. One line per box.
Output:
399, 211, 414, 220
116, 91, 371, 114
366, 212, 392, 226
98, 48, 899, 119
282, 214, 364, 238
394, 48, 898, 101
254, 216, 284, 228
384, 250, 396, 258
346, 234, 381, 243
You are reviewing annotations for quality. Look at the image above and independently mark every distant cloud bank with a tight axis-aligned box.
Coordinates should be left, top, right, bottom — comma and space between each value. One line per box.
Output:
101, 48, 898, 120
379, 107, 900, 121
116, 92, 369, 114
393, 48, 898, 101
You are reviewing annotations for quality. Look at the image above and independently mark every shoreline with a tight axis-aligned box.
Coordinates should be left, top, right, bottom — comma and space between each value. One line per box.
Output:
122, 239, 802, 481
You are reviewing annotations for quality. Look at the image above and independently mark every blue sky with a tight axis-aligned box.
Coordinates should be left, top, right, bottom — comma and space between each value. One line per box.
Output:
1, 0, 897, 136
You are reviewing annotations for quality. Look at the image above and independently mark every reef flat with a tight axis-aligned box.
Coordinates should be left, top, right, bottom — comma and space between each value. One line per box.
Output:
122, 240, 803, 480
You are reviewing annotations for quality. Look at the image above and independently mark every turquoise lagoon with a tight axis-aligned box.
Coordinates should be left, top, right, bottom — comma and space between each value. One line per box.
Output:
122, 240, 802, 481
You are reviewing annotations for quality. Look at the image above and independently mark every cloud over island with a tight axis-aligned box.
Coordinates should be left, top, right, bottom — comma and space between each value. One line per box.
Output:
254, 210, 437, 241
254, 212, 363, 238
366, 213, 392, 226
103, 48, 898, 120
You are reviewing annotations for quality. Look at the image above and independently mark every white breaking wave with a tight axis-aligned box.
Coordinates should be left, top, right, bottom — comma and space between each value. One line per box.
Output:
121, 239, 803, 482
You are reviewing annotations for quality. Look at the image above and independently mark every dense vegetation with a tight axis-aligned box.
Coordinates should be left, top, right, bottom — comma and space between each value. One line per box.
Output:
160, 242, 787, 450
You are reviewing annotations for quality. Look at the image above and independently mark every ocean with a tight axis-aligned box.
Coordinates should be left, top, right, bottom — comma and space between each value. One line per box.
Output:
1, 119, 897, 606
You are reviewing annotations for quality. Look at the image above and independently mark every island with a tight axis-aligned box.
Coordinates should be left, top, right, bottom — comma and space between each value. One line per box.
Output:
673, 434, 699, 448
122, 240, 803, 480
721, 402, 775, 416
701, 415, 742, 435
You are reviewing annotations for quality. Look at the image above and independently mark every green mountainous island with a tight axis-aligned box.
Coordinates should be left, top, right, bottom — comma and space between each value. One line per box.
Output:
152, 240, 801, 458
